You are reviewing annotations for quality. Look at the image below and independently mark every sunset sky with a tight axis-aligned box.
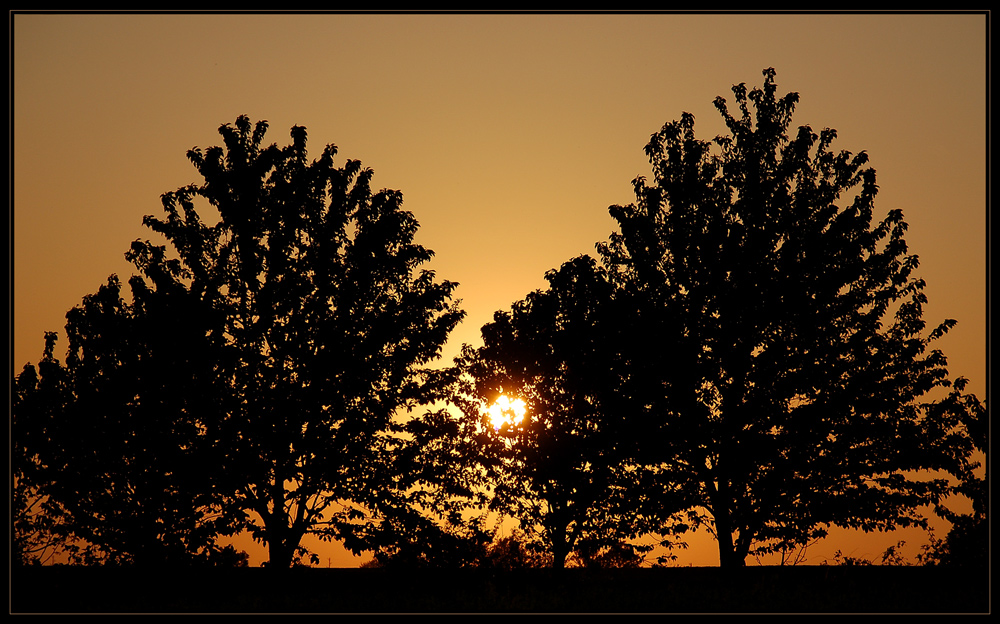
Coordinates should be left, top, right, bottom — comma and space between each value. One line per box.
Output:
12, 12, 988, 567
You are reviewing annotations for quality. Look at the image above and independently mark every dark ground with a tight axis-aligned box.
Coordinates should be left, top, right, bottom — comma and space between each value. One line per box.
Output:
10, 565, 990, 613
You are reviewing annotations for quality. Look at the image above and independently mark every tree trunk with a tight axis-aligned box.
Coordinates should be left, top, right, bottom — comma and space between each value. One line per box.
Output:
550, 524, 571, 569
715, 519, 744, 567
552, 544, 569, 569
264, 471, 296, 568
711, 484, 746, 567
268, 538, 295, 569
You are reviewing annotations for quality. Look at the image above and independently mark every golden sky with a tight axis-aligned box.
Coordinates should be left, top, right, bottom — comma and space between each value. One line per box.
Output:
12, 12, 988, 567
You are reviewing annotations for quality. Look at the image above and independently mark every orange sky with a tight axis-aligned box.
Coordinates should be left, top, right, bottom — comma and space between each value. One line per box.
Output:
12, 12, 988, 567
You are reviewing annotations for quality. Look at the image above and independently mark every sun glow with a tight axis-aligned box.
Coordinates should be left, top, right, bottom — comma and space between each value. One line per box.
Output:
486, 395, 527, 430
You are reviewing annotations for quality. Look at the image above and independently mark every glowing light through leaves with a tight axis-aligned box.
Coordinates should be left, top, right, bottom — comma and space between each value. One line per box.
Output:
486, 395, 527, 431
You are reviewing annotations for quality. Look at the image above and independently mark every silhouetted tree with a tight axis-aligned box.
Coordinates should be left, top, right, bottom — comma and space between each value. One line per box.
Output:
358, 513, 495, 568
570, 538, 644, 568
359, 525, 554, 569
14, 116, 464, 568
452, 256, 688, 568
920, 380, 987, 569
597, 68, 982, 567
142, 116, 464, 567
482, 528, 554, 569
13, 334, 74, 566
13, 279, 239, 565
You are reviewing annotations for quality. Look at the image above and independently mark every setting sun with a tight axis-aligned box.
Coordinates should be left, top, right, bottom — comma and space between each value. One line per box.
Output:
486, 395, 527, 430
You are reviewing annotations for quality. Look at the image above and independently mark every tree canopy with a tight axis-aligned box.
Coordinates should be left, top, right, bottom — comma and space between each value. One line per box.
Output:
596, 68, 983, 566
14, 116, 465, 568
14, 277, 241, 565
